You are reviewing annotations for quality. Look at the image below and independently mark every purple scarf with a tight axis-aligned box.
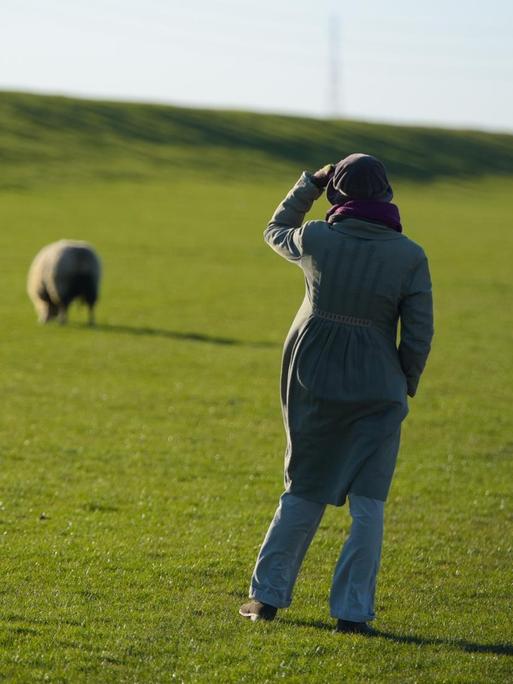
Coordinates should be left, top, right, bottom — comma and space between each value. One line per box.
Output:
326, 200, 402, 233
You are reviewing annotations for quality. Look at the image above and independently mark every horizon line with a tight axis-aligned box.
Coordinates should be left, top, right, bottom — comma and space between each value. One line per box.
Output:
2, 86, 512, 137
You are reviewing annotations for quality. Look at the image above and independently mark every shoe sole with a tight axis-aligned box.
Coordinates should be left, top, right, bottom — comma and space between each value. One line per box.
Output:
239, 609, 275, 622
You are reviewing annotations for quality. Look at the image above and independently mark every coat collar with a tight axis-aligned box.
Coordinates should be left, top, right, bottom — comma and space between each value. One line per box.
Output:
328, 218, 404, 240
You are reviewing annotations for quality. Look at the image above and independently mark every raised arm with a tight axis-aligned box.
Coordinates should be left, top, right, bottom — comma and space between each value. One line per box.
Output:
398, 256, 434, 397
264, 167, 332, 263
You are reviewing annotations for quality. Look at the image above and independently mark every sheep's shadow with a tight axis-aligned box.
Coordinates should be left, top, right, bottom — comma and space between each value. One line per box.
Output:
71, 322, 279, 349
281, 617, 513, 656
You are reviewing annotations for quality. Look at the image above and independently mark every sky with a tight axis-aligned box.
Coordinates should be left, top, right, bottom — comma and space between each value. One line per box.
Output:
1, 0, 512, 132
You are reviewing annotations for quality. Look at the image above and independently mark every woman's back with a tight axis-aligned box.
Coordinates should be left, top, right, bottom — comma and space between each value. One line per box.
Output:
266, 180, 432, 392
302, 217, 427, 335
284, 216, 430, 405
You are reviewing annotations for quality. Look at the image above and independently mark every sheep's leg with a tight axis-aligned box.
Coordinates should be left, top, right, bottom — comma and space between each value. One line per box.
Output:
58, 306, 68, 325
87, 305, 95, 326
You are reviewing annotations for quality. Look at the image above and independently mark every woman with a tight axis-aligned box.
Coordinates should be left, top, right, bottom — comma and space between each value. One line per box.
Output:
239, 154, 434, 633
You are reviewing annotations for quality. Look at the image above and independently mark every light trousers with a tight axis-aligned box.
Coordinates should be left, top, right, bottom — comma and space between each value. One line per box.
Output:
249, 491, 385, 621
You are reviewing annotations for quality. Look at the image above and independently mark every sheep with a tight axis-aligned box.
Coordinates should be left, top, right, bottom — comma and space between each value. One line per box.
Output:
27, 240, 101, 325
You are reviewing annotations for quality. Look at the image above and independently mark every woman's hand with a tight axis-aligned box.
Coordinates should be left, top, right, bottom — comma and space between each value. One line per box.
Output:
311, 163, 335, 189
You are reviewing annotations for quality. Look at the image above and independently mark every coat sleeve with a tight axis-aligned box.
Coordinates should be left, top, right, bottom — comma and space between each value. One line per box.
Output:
263, 172, 323, 263
398, 256, 434, 397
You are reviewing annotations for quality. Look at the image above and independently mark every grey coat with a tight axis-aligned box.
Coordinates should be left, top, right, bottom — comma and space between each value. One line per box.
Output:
264, 173, 434, 506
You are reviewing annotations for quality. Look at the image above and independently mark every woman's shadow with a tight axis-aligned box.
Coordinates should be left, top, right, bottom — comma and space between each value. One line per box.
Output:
281, 617, 512, 656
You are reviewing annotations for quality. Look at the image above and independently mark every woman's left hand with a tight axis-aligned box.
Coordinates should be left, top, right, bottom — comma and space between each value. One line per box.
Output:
312, 163, 335, 188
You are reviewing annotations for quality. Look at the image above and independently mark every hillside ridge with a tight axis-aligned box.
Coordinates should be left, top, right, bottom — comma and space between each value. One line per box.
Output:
1, 91, 512, 189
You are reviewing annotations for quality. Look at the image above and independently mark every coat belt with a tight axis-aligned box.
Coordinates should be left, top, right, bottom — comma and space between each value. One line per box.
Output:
312, 306, 372, 327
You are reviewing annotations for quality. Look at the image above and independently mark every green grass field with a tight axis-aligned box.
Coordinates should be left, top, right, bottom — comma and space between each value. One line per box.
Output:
0, 93, 512, 682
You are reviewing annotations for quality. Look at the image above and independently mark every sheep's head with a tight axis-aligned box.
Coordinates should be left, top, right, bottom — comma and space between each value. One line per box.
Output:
40, 302, 59, 323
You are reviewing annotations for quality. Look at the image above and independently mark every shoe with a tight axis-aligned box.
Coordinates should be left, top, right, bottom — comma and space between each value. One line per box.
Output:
335, 619, 376, 635
239, 600, 278, 622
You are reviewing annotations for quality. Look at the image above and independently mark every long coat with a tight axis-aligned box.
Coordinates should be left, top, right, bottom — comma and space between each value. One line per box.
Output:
264, 173, 434, 506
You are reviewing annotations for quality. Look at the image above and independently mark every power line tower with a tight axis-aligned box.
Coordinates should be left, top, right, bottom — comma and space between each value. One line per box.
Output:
328, 13, 342, 118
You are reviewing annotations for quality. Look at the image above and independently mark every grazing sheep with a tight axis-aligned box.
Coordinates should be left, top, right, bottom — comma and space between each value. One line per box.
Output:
27, 240, 101, 325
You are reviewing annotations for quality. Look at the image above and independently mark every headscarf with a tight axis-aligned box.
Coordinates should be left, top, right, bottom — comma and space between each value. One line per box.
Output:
326, 153, 393, 204
325, 153, 401, 232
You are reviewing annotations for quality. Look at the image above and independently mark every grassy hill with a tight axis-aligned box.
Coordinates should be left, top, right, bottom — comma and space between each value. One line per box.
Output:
0, 91, 512, 681
1, 90, 513, 190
